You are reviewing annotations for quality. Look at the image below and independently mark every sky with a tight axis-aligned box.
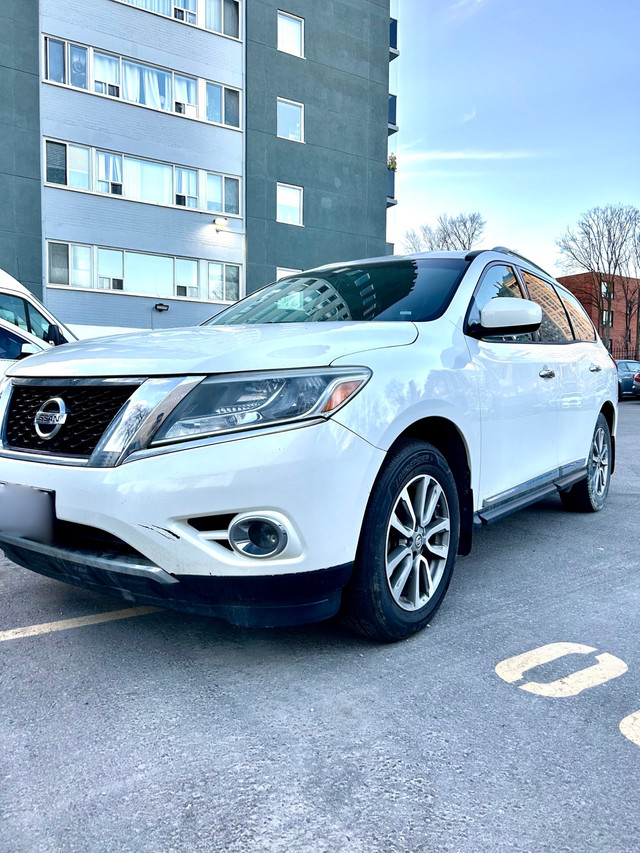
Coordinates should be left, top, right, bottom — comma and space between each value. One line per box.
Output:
387, 0, 640, 274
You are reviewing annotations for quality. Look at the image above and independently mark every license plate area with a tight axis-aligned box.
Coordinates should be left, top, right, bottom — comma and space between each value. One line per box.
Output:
0, 483, 55, 543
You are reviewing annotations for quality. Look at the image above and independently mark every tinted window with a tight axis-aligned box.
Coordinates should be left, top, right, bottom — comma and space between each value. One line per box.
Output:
467, 264, 533, 342
206, 258, 470, 325
557, 288, 596, 342
520, 271, 573, 343
0, 326, 27, 360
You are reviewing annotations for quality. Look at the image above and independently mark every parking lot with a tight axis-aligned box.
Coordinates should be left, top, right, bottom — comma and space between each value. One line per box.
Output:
1, 402, 639, 853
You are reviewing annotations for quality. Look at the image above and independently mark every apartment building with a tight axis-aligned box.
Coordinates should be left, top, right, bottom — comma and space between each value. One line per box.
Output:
0, 0, 395, 330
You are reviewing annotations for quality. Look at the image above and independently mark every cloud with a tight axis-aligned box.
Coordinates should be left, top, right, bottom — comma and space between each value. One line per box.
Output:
461, 108, 477, 124
446, 0, 488, 23
399, 149, 543, 164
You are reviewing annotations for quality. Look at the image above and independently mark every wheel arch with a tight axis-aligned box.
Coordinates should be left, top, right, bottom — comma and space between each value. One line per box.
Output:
394, 417, 474, 556
600, 401, 616, 474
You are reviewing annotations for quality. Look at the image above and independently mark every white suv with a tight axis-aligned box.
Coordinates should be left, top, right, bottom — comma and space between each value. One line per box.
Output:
0, 249, 617, 641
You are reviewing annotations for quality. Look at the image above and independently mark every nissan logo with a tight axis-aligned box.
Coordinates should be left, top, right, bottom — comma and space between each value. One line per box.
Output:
34, 397, 68, 440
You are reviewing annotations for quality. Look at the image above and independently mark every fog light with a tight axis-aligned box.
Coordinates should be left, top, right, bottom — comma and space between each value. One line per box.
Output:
229, 516, 288, 558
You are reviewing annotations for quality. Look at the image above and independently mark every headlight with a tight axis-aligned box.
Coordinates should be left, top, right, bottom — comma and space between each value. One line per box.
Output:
150, 367, 371, 445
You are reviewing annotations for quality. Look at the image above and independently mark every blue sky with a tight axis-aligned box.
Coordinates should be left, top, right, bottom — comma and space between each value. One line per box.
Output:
388, 0, 640, 273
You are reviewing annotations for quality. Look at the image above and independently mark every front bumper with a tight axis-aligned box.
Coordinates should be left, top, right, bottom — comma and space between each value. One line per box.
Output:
0, 420, 385, 626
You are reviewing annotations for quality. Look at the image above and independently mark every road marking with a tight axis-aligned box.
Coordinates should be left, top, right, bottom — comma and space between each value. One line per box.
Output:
620, 711, 640, 748
0, 606, 160, 642
495, 642, 628, 697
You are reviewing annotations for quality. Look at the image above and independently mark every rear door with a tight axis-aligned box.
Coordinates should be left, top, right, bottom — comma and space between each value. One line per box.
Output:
465, 263, 560, 503
520, 271, 601, 472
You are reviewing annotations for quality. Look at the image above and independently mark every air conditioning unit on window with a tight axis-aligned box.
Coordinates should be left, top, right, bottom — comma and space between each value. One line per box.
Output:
108, 84, 120, 97
176, 194, 186, 206
174, 101, 197, 118
98, 276, 124, 290
110, 182, 123, 195
173, 7, 185, 19
111, 278, 124, 290
177, 285, 198, 298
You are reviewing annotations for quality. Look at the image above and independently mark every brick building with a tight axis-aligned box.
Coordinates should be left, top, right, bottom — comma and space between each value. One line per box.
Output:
557, 271, 640, 358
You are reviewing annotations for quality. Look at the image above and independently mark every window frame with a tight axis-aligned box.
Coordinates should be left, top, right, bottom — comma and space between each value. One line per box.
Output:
43, 36, 243, 129
276, 182, 304, 226
207, 261, 242, 303
276, 97, 305, 143
517, 267, 575, 344
47, 241, 237, 303
111, 0, 242, 41
43, 137, 241, 217
277, 10, 305, 58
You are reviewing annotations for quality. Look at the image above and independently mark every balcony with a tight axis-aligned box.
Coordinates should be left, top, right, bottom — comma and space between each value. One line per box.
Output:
388, 93, 398, 134
389, 18, 399, 60
387, 169, 397, 207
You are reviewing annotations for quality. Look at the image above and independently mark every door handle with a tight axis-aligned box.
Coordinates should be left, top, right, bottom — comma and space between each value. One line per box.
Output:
539, 368, 555, 379
589, 364, 602, 373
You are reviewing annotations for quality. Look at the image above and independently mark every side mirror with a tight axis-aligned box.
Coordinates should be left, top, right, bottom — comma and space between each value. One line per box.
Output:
470, 297, 542, 338
18, 342, 41, 360
46, 323, 66, 346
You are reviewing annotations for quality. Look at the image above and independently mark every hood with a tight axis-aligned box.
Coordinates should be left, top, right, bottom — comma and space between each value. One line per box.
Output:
7, 322, 418, 379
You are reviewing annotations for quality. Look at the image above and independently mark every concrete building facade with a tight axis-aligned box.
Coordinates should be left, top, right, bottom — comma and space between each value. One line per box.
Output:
0, 0, 394, 331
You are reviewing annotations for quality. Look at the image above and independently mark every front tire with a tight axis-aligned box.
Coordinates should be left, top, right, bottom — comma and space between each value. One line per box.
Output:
341, 439, 460, 642
560, 413, 611, 513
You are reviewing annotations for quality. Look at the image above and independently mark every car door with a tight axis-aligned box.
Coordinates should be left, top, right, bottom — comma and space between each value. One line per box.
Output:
464, 263, 560, 503
520, 272, 601, 472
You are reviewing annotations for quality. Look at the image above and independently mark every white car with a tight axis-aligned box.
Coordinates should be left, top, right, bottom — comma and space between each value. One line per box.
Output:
0, 249, 617, 641
0, 317, 50, 377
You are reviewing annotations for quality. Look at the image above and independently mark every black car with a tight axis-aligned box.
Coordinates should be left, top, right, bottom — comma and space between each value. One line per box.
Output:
616, 359, 640, 398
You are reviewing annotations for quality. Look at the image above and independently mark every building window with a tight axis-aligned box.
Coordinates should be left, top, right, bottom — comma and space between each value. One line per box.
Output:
45, 141, 91, 188
118, 0, 241, 38
175, 167, 198, 207
123, 0, 171, 14
277, 11, 304, 57
123, 157, 172, 204
173, 0, 197, 24
96, 151, 123, 194
176, 258, 199, 297
277, 98, 304, 142
206, 173, 240, 214
48, 242, 245, 302
601, 280, 614, 299
277, 183, 303, 225
206, 82, 240, 127
208, 262, 240, 301
174, 74, 197, 116
45, 139, 241, 215
276, 267, 302, 280
206, 0, 240, 37
93, 51, 120, 96
44, 37, 241, 128
122, 60, 171, 110
602, 310, 614, 328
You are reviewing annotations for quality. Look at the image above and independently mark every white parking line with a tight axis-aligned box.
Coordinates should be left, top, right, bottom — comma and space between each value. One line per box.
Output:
620, 711, 640, 749
0, 606, 160, 642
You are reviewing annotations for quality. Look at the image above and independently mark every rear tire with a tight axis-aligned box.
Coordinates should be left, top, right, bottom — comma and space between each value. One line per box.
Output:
560, 413, 611, 513
341, 439, 460, 642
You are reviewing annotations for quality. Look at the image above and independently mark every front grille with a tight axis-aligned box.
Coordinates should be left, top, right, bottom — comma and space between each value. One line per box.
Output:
4, 383, 136, 458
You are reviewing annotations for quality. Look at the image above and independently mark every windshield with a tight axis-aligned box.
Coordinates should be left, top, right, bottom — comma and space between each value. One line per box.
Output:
204, 258, 470, 325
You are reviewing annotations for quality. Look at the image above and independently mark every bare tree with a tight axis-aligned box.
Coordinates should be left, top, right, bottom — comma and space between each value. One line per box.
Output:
557, 204, 639, 348
402, 212, 486, 253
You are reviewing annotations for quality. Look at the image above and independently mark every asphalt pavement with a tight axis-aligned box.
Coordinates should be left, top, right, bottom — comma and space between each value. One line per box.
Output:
1, 403, 639, 853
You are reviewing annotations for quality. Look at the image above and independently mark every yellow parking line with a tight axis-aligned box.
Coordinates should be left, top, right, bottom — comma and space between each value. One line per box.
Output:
0, 606, 160, 642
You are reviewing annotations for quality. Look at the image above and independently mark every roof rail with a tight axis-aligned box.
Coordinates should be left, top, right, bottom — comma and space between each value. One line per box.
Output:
490, 246, 553, 279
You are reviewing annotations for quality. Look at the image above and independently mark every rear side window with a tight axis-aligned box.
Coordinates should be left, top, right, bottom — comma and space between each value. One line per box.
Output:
466, 264, 533, 342
520, 271, 573, 343
557, 288, 596, 342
